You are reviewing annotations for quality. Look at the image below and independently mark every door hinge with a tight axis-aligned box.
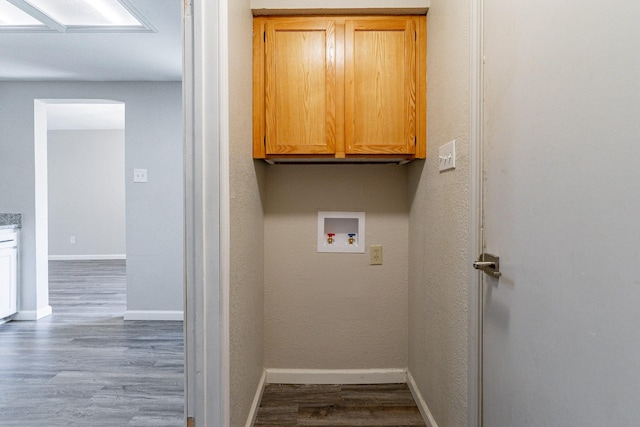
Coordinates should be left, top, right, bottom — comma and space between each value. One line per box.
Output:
264, 31, 266, 42
187, 416, 195, 427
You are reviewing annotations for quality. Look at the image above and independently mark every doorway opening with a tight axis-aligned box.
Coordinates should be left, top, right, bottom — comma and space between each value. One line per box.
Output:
46, 100, 127, 318
33, 99, 127, 316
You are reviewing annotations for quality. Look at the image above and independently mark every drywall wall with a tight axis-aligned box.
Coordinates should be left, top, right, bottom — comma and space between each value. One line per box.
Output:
123, 83, 183, 316
265, 164, 408, 369
0, 82, 183, 317
407, 0, 470, 425
48, 129, 125, 258
228, 0, 268, 425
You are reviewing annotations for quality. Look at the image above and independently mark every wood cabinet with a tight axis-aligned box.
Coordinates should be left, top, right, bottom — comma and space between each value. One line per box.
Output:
0, 229, 18, 319
253, 15, 426, 162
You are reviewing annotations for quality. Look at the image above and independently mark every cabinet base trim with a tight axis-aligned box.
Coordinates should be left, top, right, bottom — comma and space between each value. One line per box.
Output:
14, 305, 52, 320
262, 157, 419, 164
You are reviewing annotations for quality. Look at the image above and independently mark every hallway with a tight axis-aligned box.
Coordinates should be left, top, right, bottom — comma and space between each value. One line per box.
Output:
0, 260, 184, 426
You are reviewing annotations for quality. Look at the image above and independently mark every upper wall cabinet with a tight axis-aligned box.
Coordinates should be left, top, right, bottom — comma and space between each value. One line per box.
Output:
253, 15, 426, 162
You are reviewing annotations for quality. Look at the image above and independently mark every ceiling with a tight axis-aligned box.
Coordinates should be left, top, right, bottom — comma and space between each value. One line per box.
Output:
0, 0, 182, 81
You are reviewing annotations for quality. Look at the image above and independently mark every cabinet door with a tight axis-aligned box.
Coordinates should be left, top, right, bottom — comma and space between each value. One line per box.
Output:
0, 248, 17, 318
345, 18, 417, 155
264, 19, 336, 155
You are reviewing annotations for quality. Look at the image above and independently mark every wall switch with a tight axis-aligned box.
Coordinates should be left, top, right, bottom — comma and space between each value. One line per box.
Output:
70, 236, 76, 244
438, 140, 456, 172
370, 245, 383, 265
133, 168, 148, 183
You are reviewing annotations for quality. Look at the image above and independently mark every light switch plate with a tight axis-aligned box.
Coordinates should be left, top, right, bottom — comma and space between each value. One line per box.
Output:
133, 168, 148, 183
438, 140, 456, 172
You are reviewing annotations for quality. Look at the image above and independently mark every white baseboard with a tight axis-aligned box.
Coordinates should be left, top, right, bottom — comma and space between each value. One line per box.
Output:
265, 368, 407, 385
14, 305, 53, 320
48, 254, 126, 261
245, 370, 267, 427
123, 310, 183, 321
407, 370, 439, 427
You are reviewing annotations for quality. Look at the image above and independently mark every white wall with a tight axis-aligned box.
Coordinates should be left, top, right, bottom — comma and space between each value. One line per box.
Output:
48, 129, 125, 258
408, 0, 470, 426
0, 82, 183, 317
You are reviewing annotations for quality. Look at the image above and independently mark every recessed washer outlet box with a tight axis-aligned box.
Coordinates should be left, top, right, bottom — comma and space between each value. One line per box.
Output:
317, 211, 365, 253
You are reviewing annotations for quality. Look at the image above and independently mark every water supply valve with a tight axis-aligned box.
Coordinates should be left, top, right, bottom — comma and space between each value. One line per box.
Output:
327, 233, 335, 245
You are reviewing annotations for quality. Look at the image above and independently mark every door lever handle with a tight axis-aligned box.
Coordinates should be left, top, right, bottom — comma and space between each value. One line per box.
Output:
473, 253, 502, 278
473, 261, 496, 268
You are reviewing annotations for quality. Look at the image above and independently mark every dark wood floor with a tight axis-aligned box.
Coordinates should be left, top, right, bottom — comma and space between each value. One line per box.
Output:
254, 383, 427, 426
0, 260, 184, 426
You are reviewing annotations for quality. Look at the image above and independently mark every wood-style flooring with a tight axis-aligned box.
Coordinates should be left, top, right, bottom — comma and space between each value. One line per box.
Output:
254, 383, 427, 426
0, 260, 184, 427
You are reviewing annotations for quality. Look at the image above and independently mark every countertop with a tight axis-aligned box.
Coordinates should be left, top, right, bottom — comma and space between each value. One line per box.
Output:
0, 213, 21, 229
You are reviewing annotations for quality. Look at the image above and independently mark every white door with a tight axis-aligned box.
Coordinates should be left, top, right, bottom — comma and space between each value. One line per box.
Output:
480, 1, 640, 425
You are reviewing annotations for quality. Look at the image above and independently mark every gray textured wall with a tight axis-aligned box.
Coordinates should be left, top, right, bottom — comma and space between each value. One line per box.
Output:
408, 0, 470, 426
48, 129, 125, 258
228, 0, 268, 425
0, 82, 183, 315
264, 165, 409, 369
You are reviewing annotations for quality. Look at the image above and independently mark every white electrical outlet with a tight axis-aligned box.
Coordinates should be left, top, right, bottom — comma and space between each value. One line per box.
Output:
438, 140, 456, 172
70, 236, 76, 244
133, 168, 148, 183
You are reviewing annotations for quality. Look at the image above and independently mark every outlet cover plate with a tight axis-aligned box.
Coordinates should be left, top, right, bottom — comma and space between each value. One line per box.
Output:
370, 245, 383, 265
133, 168, 148, 183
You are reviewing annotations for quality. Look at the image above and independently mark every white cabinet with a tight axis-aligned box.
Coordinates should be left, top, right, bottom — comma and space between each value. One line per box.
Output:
0, 229, 18, 319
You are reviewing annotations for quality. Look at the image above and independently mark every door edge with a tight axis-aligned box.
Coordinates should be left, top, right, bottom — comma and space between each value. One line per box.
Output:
468, 0, 484, 426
